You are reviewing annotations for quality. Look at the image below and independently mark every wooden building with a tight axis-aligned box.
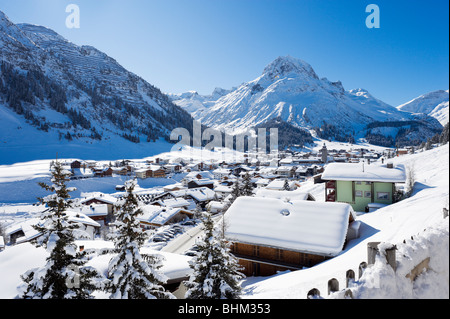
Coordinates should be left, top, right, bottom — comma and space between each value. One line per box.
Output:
225, 197, 357, 277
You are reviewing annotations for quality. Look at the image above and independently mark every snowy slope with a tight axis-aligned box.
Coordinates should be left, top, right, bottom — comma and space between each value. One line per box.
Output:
397, 90, 449, 125
0, 144, 448, 299
241, 144, 449, 299
0, 10, 193, 164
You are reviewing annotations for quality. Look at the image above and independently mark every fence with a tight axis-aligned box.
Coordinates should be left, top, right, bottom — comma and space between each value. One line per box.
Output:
306, 208, 448, 299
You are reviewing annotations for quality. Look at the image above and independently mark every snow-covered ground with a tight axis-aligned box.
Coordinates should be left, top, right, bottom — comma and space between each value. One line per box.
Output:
240, 144, 449, 299
0, 144, 448, 299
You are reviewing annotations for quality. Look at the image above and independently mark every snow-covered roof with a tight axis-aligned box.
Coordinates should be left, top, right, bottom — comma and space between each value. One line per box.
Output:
80, 193, 117, 205
138, 205, 188, 226
69, 204, 109, 217
214, 185, 232, 193
156, 197, 191, 209
265, 179, 296, 190
189, 178, 214, 185
321, 163, 406, 183
213, 168, 231, 174
169, 187, 216, 202
72, 168, 94, 177
255, 189, 315, 201
225, 197, 355, 256
5, 212, 100, 244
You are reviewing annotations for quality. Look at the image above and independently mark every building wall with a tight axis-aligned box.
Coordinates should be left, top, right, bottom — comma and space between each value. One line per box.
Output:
373, 182, 393, 204
336, 180, 394, 212
336, 181, 353, 204
231, 242, 328, 277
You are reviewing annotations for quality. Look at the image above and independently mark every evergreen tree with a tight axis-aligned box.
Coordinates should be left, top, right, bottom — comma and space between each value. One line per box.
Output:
184, 212, 244, 299
241, 172, 254, 197
19, 160, 101, 299
440, 122, 449, 144
106, 179, 174, 299
230, 180, 241, 204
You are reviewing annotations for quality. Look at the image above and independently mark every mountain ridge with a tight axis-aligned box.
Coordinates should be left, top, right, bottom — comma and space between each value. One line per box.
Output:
170, 55, 443, 146
0, 10, 195, 163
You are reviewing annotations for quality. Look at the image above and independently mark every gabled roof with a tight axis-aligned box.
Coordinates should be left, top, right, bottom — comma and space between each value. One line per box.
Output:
225, 197, 355, 256
80, 193, 117, 205
138, 205, 190, 226
321, 163, 406, 183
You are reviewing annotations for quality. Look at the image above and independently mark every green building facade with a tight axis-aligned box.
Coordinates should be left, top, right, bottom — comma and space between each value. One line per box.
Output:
330, 180, 394, 212
322, 162, 406, 213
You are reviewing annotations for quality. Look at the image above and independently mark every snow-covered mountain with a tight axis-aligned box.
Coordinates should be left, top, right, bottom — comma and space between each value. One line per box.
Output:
171, 55, 442, 146
168, 87, 236, 114
0, 10, 193, 164
397, 90, 449, 125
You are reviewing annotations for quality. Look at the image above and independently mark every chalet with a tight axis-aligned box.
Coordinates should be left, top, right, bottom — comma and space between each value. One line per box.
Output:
135, 165, 166, 179
70, 204, 111, 226
168, 187, 216, 208
72, 167, 94, 179
232, 165, 252, 177
80, 193, 117, 215
163, 184, 185, 192
164, 164, 182, 173
321, 162, 406, 212
187, 179, 214, 190
71, 160, 84, 169
135, 168, 149, 179
254, 178, 270, 188
150, 166, 166, 178
206, 201, 227, 214
265, 179, 297, 191
5, 213, 101, 245
154, 197, 195, 211
225, 197, 357, 276
93, 167, 113, 177
112, 167, 129, 176
212, 168, 231, 180
138, 205, 193, 230
214, 185, 233, 199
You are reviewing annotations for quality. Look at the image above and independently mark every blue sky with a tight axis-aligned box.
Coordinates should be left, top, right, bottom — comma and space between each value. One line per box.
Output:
0, 0, 448, 106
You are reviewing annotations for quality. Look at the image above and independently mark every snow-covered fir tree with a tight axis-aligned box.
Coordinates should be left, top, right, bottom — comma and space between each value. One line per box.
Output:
241, 172, 254, 196
184, 211, 244, 299
19, 160, 101, 299
106, 179, 174, 299
230, 180, 241, 204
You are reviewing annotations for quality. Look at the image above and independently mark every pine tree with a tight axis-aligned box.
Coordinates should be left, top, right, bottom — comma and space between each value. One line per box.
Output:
440, 122, 449, 144
184, 212, 244, 299
106, 179, 174, 299
19, 160, 101, 299
241, 172, 254, 197
230, 180, 241, 204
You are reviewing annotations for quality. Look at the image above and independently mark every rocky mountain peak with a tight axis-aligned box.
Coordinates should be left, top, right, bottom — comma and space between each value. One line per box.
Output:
262, 55, 319, 81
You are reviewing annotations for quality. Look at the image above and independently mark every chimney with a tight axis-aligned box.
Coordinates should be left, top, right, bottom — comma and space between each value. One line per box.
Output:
387, 163, 394, 169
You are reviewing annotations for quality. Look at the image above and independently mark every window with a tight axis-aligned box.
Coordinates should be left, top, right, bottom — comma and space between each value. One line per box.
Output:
253, 245, 260, 257
356, 181, 362, 185
355, 190, 363, 197
276, 249, 284, 261
364, 191, 372, 198
377, 192, 390, 200
365, 182, 371, 185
